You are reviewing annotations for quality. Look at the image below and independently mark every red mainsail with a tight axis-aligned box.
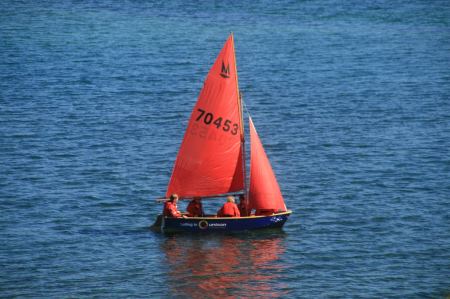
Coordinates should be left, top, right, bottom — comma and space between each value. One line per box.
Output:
248, 117, 286, 212
166, 34, 245, 198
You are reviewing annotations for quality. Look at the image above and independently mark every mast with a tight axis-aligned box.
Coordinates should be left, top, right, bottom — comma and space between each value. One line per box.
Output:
231, 33, 247, 194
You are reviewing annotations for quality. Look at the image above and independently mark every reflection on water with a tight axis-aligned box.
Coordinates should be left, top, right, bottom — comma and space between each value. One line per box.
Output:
161, 232, 288, 298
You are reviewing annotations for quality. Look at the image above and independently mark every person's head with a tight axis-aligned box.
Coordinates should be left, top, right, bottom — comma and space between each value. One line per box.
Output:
239, 195, 245, 203
226, 196, 235, 203
193, 197, 201, 202
170, 194, 179, 203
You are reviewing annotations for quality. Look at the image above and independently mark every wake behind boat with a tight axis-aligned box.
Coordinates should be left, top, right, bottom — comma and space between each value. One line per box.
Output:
152, 34, 292, 232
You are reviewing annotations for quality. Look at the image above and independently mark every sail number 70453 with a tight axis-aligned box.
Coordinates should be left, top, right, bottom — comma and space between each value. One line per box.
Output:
195, 109, 239, 135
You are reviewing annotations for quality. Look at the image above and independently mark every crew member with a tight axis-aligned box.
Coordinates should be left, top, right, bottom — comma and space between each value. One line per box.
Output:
163, 194, 182, 218
186, 197, 204, 217
217, 196, 240, 217
237, 195, 249, 216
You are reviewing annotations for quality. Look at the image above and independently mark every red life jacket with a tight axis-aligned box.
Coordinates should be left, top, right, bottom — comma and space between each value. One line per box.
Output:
163, 201, 181, 218
218, 202, 240, 217
187, 201, 203, 217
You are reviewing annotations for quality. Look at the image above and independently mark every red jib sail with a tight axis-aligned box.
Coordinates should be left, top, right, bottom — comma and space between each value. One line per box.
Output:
166, 34, 244, 198
248, 117, 287, 212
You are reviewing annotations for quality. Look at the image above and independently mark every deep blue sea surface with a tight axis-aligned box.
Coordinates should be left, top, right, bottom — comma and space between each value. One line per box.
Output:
1, 1, 449, 298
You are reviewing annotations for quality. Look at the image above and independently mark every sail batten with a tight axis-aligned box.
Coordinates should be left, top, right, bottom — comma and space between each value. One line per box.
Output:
166, 35, 245, 198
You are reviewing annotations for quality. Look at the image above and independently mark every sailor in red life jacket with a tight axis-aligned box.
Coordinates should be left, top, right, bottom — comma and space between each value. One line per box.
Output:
237, 194, 249, 216
163, 194, 183, 218
186, 197, 204, 217
217, 196, 241, 217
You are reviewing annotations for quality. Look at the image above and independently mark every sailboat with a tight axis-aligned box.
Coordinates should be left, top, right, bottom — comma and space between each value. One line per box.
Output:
152, 34, 292, 232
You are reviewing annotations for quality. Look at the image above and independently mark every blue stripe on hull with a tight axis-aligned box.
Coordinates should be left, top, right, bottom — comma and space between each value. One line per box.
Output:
157, 212, 291, 233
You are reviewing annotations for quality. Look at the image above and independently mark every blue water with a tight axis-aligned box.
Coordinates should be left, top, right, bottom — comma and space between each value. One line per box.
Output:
1, 1, 449, 298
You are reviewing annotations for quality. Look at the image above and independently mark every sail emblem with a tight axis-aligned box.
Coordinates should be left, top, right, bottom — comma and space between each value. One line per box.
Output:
220, 61, 230, 78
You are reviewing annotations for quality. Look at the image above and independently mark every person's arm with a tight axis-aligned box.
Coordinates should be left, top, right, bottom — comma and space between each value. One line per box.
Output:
169, 205, 181, 218
235, 205, 241, 217
186, 203, 192, 216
